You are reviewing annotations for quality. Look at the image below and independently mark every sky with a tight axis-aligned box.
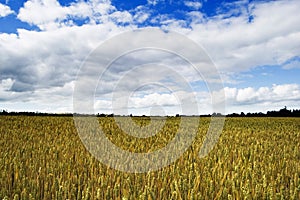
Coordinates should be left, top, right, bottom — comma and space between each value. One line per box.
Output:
0, 0, 299, 115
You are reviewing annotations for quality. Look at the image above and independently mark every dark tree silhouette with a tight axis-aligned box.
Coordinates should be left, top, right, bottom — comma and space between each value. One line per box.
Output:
1, 107, 300, 117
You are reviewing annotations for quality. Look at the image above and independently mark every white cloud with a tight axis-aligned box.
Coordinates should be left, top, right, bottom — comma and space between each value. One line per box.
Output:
147, 0, 159, 6
109, 10, 132, 24
18, 0, 68, 28
224, 87, 237, 101
0, 78, 14, 100
224, 84, 300, 105
129, 93, 179, 108
194, 84, 300, 114
183, 0, 300, 73
0, 23, 128, 93
0, 3, 14, 17
272, 84, 299, 98
133, 7, 150, 24
0, 78, 34, 104
68, 1, 93, 19
17, 0, 131, 30
0, 78, 14, 89
184, 1, 202, 10
187, 11, 204, 23
236, 87, 256, 102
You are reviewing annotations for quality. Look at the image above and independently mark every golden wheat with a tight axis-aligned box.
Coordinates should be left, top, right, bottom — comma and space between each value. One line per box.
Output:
0, 116, 299, 199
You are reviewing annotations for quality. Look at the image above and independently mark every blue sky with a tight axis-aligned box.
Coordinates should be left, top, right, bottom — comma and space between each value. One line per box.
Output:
0, 0, 299, 115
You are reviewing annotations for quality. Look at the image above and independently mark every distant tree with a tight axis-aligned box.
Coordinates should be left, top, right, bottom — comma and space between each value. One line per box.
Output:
279, 106, 292, 117
292, 109, 300, 117
227, 113, 239, 117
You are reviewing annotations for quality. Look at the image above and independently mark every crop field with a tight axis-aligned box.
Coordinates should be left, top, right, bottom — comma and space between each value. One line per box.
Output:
0, 116, 299, 199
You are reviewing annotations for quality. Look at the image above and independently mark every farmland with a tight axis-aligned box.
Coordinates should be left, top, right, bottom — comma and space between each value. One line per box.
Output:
0, 116, 299, 199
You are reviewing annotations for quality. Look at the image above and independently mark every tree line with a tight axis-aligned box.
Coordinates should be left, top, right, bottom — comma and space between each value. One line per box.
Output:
226, 107, 300, 117
0, 107, 299, 117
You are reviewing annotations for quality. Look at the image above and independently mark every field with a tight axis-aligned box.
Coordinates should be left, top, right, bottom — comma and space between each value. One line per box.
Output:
0, 116, 299, 199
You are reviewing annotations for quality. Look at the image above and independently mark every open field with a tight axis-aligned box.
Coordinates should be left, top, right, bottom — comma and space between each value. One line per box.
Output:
0, 116, 299, 199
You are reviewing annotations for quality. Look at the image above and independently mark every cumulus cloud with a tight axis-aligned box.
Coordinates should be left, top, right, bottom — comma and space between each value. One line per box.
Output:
17, 0, 68, 27
17, 0, 132, 30
0, 3, 14, 17
0, 23, 130, 94
225, 84, 300, 105
196, 84, 300, 114
185, 0, 300, 73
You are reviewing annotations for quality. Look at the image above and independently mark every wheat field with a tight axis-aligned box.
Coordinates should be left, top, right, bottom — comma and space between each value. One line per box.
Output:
0, 116, 299, 199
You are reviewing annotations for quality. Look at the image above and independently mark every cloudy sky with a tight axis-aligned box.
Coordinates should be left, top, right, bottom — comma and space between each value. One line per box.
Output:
0, 0, 299, 115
